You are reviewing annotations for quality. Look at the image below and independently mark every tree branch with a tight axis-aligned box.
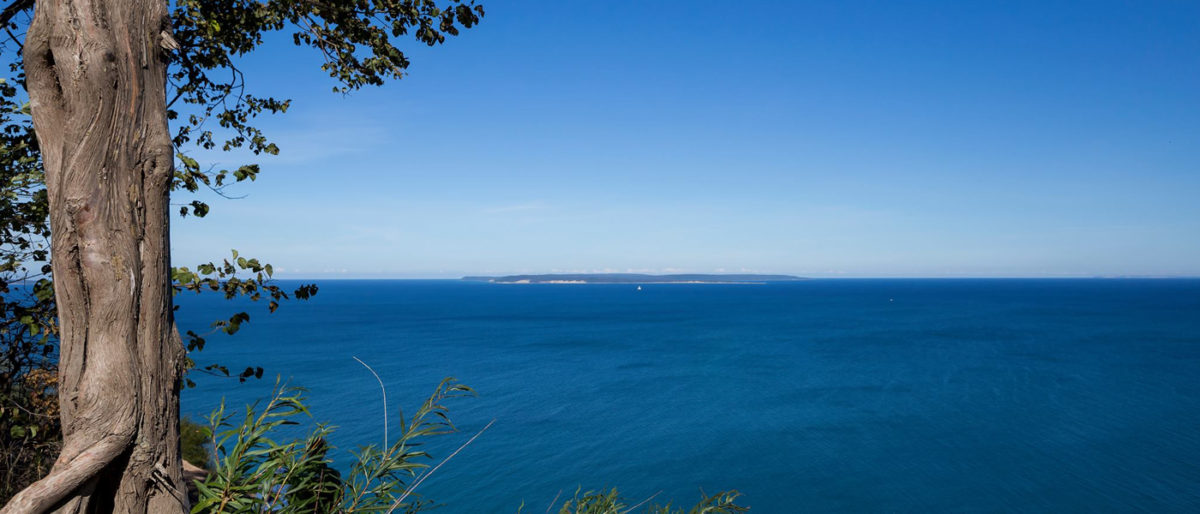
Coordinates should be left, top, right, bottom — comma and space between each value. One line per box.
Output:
0, 0, 32, 28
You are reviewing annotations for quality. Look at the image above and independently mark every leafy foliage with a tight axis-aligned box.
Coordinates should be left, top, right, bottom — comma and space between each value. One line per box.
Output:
0, 367, 58, 503
2, 0, 485, 498
0, 52, 53, 395
182, 416, 214, 471
546, 489, 747, 514
193, 378, 475, 514
173, 248, 319, 385
1, 0, 485, 383
0, 46, 56, 504
191, 380, 749, 513
167, 0, 485, 216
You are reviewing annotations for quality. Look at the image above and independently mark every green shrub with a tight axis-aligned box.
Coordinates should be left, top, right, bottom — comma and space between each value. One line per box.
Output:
190, 379, 748, 513
192, 377, 472, 513
543, 488, 747, 514
181, 416, 212, 470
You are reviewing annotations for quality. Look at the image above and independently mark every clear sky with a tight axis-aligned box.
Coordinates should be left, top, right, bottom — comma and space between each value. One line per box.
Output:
171, 0, 1200, 278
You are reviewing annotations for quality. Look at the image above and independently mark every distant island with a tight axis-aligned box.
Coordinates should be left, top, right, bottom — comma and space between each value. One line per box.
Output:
461, 273, 805, 284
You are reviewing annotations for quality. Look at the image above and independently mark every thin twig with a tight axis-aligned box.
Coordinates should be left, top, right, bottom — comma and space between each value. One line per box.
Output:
4, 25, 22, 51
4, 397, 55, 419
545, 489, 563, 514
385, 419, 496, 514
0, 0, 33, 28
621, 490, 662, 514
352, 356, 388, 448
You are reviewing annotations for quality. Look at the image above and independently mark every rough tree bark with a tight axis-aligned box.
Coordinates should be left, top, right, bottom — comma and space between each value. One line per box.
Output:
3, 0, 187, 512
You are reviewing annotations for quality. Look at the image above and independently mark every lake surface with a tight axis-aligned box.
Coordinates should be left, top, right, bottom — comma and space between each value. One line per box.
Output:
178, 279, 1200, 512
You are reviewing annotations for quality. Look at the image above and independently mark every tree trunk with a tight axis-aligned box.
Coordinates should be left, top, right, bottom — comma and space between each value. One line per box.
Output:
3, 0, 186, 512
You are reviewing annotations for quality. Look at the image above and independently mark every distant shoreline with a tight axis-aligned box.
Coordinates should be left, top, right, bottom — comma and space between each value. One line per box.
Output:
484, 281, 772, 284
173, 276, 1200, 282
461, 273, 806, 284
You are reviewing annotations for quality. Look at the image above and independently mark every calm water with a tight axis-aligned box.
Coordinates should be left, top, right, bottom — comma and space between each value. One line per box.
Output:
178, 279, 1200, 512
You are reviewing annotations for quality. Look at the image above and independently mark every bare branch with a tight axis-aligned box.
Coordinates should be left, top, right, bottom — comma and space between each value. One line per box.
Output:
353, 356, 389, 448
0, 0, 32, 29
385, 419, 496, 514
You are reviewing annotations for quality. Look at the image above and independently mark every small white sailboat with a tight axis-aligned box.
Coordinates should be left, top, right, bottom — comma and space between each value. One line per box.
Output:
637, 285, 642, 291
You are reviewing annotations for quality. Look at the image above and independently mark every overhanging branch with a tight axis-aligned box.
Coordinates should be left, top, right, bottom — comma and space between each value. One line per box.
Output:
0, 0, 33, 29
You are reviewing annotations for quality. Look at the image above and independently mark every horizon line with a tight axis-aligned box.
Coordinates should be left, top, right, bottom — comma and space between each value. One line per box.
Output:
264, 275, 1200, 281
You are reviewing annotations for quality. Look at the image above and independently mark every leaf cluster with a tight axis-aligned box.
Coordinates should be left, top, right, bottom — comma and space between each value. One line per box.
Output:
0, 67, 54, 357
193, 377, 475, 513
173, 249, 319, 385
191, 379, 750, 513
166, 0, 484, 217
547, 489, 748, 514
0, 49, 57, 505
1, 0, 486, 381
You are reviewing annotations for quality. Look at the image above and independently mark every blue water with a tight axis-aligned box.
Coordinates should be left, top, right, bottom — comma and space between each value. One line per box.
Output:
178, 279, 1200, 512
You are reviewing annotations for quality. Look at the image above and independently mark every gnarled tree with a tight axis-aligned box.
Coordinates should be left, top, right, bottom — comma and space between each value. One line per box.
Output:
1, 0, 483, 512
8, 2, 182, 512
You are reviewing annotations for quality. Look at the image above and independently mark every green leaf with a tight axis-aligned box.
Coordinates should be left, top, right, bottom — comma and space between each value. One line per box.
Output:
190, 200, 209, 217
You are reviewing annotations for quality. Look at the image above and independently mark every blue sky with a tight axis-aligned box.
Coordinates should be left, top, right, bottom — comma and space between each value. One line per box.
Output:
172, 0, 1200, 278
